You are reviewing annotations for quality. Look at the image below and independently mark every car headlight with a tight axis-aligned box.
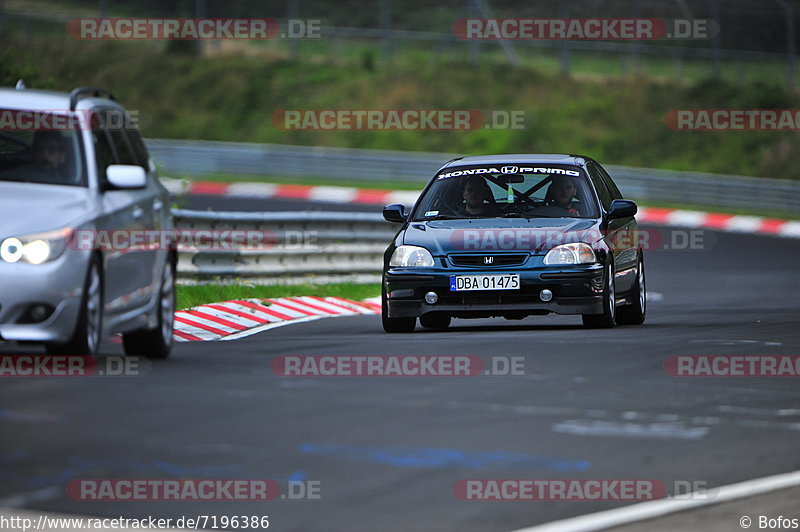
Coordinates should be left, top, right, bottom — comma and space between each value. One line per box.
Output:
543, 243, 596, 265
389, 245, 435, 267
0, 228, 72, 265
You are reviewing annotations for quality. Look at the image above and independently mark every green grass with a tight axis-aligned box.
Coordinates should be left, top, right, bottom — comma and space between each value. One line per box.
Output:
4, 32, 800, 181
176, 282, 380, 310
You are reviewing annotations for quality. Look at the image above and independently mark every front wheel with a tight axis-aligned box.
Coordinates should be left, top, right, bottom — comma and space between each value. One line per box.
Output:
122, 258, 175, 359
381, 290, 415, 333
616, 253, 646, 325
582, 260, 616, 329
47, 256, 103, 356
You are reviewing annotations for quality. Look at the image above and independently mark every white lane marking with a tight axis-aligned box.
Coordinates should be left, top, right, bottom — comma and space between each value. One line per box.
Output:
689, 339, 783, 346
225, 182, 278, 197
551, 420, 709, 440
308, 186, 358, 203
646, 292, 663, 302
511, 469, 800, 532
0, 486, 62, 507
666, 210, 707, 227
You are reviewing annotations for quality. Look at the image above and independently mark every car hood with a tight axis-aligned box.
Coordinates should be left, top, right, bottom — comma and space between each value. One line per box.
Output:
402, 217, 601, 255
0, 182, 95, 238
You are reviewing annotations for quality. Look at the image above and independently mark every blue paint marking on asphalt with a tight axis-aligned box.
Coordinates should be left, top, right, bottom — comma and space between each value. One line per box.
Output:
298, 443, 590, 471
287, 470, 308, 482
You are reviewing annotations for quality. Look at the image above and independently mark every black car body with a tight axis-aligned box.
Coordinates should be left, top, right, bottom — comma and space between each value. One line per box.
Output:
381, 154, 646, 332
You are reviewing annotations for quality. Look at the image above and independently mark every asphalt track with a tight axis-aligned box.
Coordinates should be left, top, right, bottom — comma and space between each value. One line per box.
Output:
1, 194, 800, 532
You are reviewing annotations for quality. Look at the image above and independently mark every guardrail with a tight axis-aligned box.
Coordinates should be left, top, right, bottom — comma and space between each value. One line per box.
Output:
148, 139, 800, 214
173, 209, 394, 278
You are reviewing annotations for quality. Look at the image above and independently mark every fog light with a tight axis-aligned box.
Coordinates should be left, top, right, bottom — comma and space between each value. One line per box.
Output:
425, 291, 438, 304
539, 289, 553, 302
18, 303, 54, 324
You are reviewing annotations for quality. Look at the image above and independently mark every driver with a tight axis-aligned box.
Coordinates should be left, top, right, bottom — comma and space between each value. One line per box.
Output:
0, 131, 68, 182
547, 175, 579, 215
461, 175, 496, 216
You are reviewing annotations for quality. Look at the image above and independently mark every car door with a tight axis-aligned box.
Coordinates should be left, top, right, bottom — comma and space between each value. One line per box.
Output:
593, 161, 638, 292
94, 109, 154, 317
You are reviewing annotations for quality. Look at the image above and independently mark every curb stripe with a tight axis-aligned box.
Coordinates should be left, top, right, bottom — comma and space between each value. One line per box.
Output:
231, 300, 295, 321
185, 310, 247, 330
174, 315, 229, 336
205, 303, 270, 324
171, 296, 379, 342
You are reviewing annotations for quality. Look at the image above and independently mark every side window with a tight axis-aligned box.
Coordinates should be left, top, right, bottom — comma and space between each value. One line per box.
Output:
126, 128, 150, 171
597, 163, 623, 200
92, 126, 115, 180
108, 129, 137, 166
587, 163, 613, 211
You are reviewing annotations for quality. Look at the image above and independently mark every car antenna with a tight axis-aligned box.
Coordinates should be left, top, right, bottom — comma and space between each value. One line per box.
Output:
15, 79, 26, 90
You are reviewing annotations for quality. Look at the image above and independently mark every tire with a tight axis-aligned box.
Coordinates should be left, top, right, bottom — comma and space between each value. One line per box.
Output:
419, 314, 451, 329
381, 290, 415, 333
582, 259, 616, 329
122, 258, 175, 359
616, 253, 646, 325
47, 256, 103, 356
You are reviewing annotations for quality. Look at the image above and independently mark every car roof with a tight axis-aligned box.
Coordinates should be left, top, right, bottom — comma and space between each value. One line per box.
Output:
0, 87, 123, 113
441, 154, 591, 168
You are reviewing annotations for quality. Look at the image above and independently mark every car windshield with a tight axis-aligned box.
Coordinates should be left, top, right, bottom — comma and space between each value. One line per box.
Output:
412, 165, 599, 221
0, 127, 85, 187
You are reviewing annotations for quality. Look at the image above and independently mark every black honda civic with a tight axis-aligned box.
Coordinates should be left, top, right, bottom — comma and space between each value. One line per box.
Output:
381, 154, 646, 332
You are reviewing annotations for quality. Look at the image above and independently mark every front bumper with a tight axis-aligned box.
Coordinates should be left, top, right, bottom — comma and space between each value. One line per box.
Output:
384, 263, 606, 319
0, 249, 89, 342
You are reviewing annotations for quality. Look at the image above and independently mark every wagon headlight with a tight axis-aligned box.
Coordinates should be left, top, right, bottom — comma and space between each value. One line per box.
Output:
0, 228, 72, 264
390, 245, 435, 267
543, 243, 596, 265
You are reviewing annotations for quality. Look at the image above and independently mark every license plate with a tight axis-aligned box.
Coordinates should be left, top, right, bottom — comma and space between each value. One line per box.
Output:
449, 274, 520, 291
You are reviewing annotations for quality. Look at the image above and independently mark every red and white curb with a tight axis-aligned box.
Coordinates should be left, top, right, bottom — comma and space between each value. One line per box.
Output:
172, 296, 381, 342
161, 178, 419, 207
162, 178, 800, 239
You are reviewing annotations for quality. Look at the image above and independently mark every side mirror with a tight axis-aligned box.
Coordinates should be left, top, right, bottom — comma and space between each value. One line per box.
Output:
105, 164, 146, 190
383, 203, 407, 223
608, 199, 637, 219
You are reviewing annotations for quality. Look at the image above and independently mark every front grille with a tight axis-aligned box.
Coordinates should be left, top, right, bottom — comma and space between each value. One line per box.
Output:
449, 254, 528, 267
439, 293, 536, 305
